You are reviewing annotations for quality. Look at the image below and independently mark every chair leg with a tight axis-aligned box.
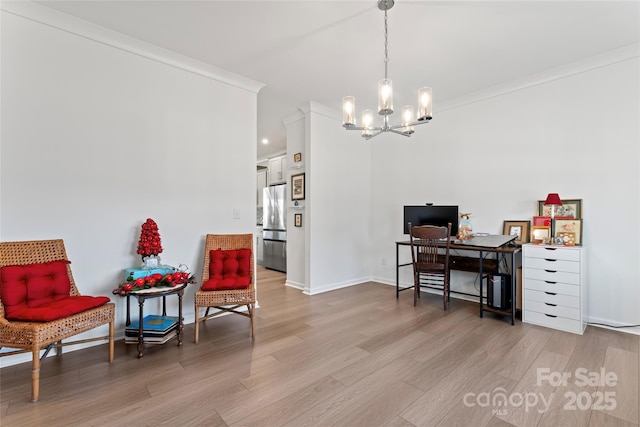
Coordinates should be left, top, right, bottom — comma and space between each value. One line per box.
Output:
248, 304, 255, 338
31, 347, 40, 403
56, 340, 63, 356
413, 274, 418, 306
194, 304, 200, 344
108, 320, 115, 362
443, 276, 449, 310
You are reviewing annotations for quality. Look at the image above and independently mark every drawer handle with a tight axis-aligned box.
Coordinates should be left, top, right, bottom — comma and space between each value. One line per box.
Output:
545, 292, 557, 295
544, 314, 558, 318
544, 281, 557, 284
545, 270, 557, 273
544, 248, 557, 251
544, 258, 557, 262
545, 303, 557, 307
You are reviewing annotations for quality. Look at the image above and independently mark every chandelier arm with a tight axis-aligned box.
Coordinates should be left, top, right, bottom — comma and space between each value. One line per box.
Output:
343, 125, 383, 131
388, 119, 432, 131
363, 130, 385, 140
387, 129, 411, 137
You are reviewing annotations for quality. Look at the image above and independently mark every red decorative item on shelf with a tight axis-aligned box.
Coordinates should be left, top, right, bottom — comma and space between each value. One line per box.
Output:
136, 218, 163, 259
113, 268, 197, 296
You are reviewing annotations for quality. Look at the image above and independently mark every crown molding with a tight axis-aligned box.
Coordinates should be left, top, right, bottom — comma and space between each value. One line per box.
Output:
437, 43, 639, 113
1, 1, 265, 94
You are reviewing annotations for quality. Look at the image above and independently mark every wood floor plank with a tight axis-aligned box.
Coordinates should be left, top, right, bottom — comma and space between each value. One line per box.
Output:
282, 356, 418, 427
495, 350, 570, 427
594, 346, 639, 425
230, 375, 345, 427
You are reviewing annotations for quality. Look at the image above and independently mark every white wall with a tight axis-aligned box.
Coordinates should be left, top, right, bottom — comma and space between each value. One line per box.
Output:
303, 103, 372, 295
370, 50, 640, 331
284, 110, 306, 290
1, 5, 262, 366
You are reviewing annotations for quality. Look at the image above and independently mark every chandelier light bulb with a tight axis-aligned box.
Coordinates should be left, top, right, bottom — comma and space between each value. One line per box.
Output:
378, 79, 393, 115
362, 110, 374, 137
342, 96, 356, 126
418, 87, 432, 121
401, 105, 415, 135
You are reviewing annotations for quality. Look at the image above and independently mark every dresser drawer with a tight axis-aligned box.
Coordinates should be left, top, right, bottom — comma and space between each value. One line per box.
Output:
523, 278, 580, 297
525, 300, 580, 320
523, 245, 580, 262
523, 310, 583, 334
523, 268, 580, 285
525, 289, 579, 308
524, 257, 579, 273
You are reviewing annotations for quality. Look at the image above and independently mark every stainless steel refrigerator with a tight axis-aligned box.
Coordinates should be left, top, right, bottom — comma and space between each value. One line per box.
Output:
263, 184, 286, 272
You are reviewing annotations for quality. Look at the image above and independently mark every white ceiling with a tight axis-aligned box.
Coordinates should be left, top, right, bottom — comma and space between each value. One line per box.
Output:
33, 1, 640, 159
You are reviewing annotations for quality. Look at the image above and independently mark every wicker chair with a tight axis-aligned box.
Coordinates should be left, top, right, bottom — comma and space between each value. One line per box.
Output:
0, 239, 115, 402
194, 234, 256, 344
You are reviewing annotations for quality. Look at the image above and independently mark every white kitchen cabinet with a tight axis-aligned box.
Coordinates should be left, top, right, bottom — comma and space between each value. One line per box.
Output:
522, 244, 587, 335
268, 155, 287, 185
257, 169, 267, 207
255, 230, 263, 265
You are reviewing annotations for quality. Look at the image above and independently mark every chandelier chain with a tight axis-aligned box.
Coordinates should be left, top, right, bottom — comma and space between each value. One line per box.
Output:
384, 8, 389, 80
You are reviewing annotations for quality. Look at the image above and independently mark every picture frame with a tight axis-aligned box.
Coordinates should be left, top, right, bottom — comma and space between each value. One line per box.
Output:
531, 226, 551, 244
502, 220, 530, 245
532, 216, 551, 227
293, 152, 302, 163
294, 213, 302, 227
537, 198, 582, 219
554, 218, 583, 245
291, 173, 305, 201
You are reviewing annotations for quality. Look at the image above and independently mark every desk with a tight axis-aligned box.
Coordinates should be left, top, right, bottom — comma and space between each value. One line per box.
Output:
125, 283, 187, 358
395, 240, 521, 325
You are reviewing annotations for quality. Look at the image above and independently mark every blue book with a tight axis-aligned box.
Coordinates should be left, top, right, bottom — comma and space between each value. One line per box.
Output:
125, 315, 178, 336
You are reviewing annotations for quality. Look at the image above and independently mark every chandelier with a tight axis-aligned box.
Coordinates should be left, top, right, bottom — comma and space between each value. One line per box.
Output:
342, 0, 432, 139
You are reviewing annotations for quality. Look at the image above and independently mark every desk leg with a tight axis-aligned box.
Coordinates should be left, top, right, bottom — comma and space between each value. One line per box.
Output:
137, 296, 145, 358
177, 289, 184, 346
511, 251, 516, 325
479, 250, 484, 318
396, 243, 400, 298
126, 295, 131, 326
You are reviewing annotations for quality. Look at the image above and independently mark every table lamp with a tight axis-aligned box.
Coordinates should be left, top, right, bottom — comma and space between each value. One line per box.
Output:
544, 193, 562, 238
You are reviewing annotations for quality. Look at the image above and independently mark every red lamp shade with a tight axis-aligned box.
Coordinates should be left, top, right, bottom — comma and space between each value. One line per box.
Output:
544, 193, 562, 206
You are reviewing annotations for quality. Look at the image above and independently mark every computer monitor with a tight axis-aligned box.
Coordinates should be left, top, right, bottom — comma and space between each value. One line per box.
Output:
403, 205, 459, 236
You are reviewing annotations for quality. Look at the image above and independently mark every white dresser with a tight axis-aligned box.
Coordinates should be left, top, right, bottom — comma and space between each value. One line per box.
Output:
522, 244, 587, 334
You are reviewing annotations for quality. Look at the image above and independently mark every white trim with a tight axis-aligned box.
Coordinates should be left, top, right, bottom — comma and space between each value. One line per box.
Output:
285, 280, 305, 291
438, 43, 640, 113
303, 276, 370, 296
586, 315, 640, 336
1, 1, 264, 94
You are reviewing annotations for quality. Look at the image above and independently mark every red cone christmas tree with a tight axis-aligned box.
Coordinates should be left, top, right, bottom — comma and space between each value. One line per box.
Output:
136, 218, 163, 260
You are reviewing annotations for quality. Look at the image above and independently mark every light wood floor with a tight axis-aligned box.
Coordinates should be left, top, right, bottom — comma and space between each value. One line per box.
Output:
1, 267, 638, 426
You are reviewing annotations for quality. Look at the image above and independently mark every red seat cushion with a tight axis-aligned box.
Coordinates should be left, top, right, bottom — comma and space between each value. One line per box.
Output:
201, 248, 251, 291
0, 260, 110, 322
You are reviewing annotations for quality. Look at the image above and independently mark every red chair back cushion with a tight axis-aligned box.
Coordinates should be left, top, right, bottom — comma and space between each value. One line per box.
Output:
201, 248, 251, 291
0, 260, 109, 322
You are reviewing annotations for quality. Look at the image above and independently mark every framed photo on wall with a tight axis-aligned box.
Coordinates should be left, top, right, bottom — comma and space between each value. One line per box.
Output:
537, 199, 582, 219
294, 213, 302, 227
503, 220, 530, 245
291, 173, 305, 201
293, 152, 302, 163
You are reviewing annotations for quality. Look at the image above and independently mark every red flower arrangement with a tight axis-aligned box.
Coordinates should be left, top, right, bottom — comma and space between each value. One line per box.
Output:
137, 218, 163, 259
113, 269, 197, 296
